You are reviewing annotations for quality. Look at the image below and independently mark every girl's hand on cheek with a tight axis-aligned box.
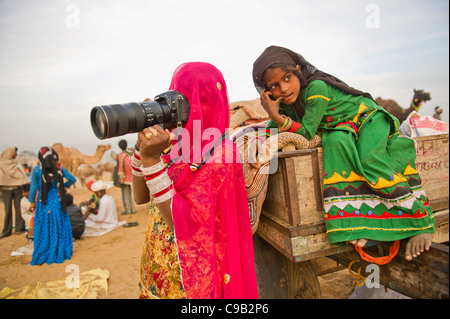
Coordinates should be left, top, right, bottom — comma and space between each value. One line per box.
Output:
260, 90, 283, 122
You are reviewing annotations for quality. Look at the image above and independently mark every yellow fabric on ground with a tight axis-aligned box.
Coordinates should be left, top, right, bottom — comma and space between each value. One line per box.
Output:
0, 268, 109, 299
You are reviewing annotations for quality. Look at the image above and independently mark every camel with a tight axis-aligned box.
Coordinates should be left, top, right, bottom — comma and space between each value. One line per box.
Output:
97, 162, 116, 179
376, 89, 431, 124
51, 143, 111, 176
77, 165, 99, 188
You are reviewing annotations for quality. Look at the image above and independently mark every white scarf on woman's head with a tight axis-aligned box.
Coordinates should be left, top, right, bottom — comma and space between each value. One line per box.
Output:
0, 146, 28, 187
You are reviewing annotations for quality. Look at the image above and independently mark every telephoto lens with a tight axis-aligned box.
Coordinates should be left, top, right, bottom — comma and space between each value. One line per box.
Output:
90, 90, 190, 139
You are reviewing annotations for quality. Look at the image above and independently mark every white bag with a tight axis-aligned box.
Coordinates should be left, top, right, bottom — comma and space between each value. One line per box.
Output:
399, 111, 449, 137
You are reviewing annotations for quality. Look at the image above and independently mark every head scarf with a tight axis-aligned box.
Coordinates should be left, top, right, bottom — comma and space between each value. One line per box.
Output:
167, 62, 230, 166
38, 146, 67, 213
253, 45, 374, 100
91, 180, 113, 192
0, 146, 28, 187
161, 62, 258, 299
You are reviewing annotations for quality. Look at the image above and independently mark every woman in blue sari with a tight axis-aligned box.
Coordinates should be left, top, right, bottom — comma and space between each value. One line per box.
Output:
29, 146, 76, 265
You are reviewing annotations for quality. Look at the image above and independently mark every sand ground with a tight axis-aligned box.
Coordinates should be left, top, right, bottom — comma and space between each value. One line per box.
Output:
0, 183, 149, 299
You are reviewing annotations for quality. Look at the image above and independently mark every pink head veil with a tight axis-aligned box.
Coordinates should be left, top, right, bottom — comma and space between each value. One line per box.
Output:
162, 62, 258, 299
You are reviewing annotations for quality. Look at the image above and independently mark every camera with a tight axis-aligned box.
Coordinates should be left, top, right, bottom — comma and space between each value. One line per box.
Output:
90, 90, 190, 140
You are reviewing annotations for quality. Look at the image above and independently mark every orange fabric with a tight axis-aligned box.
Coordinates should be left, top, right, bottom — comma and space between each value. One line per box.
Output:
354, 240, 400, 265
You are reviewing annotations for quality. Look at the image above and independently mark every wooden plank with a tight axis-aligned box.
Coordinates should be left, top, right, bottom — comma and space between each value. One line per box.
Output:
257, 211, 355, 262
283, 158, 301, 225
329, 240, 449, 299
311, 148, 323, 211
292, 153, 324, 226
434, 209, 449, 243
262, 159, 289, 223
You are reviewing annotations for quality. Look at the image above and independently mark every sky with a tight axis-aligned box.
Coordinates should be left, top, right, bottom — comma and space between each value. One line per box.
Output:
0, 0, 448, 157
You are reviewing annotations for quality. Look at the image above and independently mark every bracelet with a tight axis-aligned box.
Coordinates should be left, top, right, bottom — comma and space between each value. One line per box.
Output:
132, 164, 143, 176
142, 159, 174, 204
133, 148, 140, 159
140, 160, 165, 175
143, 166, 166, 181
131, 150, 143, 177
153, 188, 174, 204
279, 116, 297, 132
274, 115, 285, 125
147, 177, 172, 194
145, 171, 171, 191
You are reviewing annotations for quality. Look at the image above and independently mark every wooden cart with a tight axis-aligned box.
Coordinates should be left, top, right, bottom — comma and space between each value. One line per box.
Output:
254, 133, 449, 299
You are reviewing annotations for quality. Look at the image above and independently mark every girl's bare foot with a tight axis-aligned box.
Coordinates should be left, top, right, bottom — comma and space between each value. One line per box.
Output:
405, 233, 434, 261
349, 238, 368, 247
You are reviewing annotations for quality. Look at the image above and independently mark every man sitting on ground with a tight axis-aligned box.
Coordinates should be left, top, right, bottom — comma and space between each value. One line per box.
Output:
85, 180, 119, 230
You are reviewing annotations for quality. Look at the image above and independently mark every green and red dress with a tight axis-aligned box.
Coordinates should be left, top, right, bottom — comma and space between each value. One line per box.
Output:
265, 79, 435, 244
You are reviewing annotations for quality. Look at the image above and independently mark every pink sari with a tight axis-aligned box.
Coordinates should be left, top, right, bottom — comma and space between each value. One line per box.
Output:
162, 62, 258, 299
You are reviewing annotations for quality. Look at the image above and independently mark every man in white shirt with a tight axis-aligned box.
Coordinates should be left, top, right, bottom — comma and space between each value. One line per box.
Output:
85, 180, 118, 230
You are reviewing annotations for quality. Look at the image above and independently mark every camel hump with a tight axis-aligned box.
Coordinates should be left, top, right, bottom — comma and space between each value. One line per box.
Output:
51, 143, 65, 155
375, 97, 400, 108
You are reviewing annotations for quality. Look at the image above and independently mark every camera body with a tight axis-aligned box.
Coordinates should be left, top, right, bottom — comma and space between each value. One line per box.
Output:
90, 90, 190, 140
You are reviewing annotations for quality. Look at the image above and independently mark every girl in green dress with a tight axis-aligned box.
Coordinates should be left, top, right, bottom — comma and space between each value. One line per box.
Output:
252, 46, 435, 262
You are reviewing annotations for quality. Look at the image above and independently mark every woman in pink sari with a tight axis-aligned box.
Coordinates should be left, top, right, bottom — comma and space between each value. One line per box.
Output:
133, 62, 258, 299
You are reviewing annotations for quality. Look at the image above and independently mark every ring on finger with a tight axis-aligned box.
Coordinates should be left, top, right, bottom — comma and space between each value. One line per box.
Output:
149, 127, 159, 136
145, 127, 159, 139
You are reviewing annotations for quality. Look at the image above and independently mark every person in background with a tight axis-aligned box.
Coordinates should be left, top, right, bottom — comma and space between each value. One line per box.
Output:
22, 163, 32, 182
29, 146, 76, 265
0, 146, 28, 239
85, 180, 118, 230
117, 139, 136, 215
65, 193, 85, 240
79, 179, 99, 218
20, 183, 33, 236
433, 106, 443, 120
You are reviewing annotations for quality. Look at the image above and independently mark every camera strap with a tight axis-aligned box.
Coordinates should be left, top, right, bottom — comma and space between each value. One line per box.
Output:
167, 130, 229, 171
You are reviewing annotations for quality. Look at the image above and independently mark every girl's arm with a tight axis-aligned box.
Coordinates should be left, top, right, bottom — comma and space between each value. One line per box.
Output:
296, 80, 330, 139
278, 80, 330, 140
28, 166, 40, 204
62, 167, 77, 188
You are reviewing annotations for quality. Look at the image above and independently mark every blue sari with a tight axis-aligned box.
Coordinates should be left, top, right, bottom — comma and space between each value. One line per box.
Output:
29, 165, 76, 265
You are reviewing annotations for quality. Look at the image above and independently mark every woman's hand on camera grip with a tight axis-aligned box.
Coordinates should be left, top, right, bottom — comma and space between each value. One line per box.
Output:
137, 125, 171, 166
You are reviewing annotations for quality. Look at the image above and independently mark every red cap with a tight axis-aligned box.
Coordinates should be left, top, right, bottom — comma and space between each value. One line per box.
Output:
86, 180, 95, 192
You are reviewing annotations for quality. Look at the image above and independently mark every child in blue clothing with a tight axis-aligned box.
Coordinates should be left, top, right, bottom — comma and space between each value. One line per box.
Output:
29, 146, 76, 265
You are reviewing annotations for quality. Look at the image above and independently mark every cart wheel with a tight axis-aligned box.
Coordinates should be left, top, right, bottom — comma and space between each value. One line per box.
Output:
253, 233, 322, 299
